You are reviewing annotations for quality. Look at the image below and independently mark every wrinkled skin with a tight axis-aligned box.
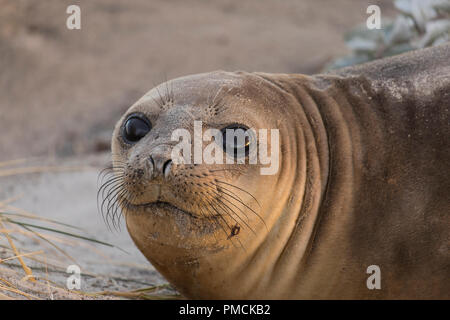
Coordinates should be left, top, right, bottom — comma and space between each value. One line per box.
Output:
110, 43, 449, 299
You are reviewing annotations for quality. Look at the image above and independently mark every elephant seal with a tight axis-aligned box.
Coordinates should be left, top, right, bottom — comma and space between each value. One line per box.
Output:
104, 43, 449, 299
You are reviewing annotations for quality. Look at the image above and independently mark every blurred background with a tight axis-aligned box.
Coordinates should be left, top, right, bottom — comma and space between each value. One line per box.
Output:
0, 0, 398, 162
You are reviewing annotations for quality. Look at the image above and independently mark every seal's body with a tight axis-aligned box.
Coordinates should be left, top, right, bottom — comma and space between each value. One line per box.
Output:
109, 44, 449, 299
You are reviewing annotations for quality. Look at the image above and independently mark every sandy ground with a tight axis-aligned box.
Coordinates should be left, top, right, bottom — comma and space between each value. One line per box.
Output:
0, 0, 396, 299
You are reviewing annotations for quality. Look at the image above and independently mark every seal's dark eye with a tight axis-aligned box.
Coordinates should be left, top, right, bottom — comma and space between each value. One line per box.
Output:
123, 115, 151, 143
221, 124, 251, 158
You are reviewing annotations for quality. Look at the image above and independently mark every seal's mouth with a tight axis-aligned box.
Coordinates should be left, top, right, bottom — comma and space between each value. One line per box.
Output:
121, 198, 198, 218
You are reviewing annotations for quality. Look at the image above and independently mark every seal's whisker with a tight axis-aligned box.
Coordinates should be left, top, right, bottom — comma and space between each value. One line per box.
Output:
205, 185, 258, 236
115, 193, 129, 229
207, 200, 246, 250
98, 178, 124, 205
108, 189, 129, 231
101, 186, 119, 224
115, 187, 137, 229
207, 182, 247, 209
215, 180, 261, 208
107, 189, 126, 226
99, 171, 123, 184
210, 200, 246, 250
101, 186, 124, 231
209, 194, 243, 223
151, 96, 163, 109
211, 182, 267, 231
213, 192, 250, 222
164, 75, 174, 104
101, 183, 125, 220
213, 197, 256, 236
98, 168, 117, 183
208, 197, 250, 238
214, 194, 252, 226
98, 167, 125, 185
98, 167, 114, 179
210, 86, 227, 115
198, 203, 228, 241
112, 193, 130, 230
98, 175, 124, 191
199, 204, 228, 245
204, 184, 249, 220
100, 173, 125, 184
205, 199, 234, 233
100, 168, 124, 180
97, 178, 122, 212
155, 85, 168, 109
101, 171, 125, 181
214, 184, 263, 223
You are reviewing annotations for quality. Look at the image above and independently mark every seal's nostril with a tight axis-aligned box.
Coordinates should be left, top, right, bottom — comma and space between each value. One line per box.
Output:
147, 156, 155, 178
163, 159, 173, 178
149, 156, 155, 168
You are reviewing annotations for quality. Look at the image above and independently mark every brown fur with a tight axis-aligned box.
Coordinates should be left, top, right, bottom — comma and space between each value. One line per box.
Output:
110, 43, 449, 299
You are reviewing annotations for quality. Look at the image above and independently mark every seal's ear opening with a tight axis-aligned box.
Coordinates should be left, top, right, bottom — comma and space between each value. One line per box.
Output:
122, 113, 152, 144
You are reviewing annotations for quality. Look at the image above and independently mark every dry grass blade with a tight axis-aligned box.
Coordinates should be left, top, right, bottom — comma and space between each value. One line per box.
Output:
0, 209, 84, 231
86, 284, 182, 300
0, 250, 44, 263
0, 219, 35, 282
131, 284, 171, 293
4, 219, 116, 248
0, 284, 41, 300
16, 223, 78, 264
0, 244, 94, 277
0, 277, 15, 289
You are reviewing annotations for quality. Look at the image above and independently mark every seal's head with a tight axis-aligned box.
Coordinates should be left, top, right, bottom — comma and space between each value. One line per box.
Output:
105, 71, 325, 298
